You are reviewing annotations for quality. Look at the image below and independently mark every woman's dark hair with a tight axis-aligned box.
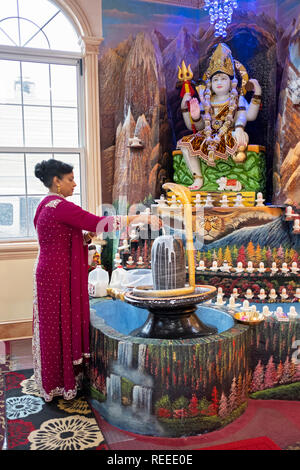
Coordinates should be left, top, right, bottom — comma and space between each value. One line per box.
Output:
34, 159, 73, 188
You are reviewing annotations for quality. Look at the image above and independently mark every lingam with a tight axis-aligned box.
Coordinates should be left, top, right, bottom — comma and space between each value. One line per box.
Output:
124, 183, 217, 339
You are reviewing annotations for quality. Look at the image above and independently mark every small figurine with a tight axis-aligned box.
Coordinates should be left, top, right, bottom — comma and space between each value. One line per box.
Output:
220, 260, 231, 272
114, 252, 122, 267
280, 263, 289, 275
288, 306, 298, 318
234, 193, 244, 207
270, 262, 278, 275
235, 262, 244, 273
126, 256, 134, 266
232, 288, 239, 298
210, 260, 219, 272
204, 194, 214, 208
170, 195, 179, 208
262, 305, 272, 317
257, 262, 266, 273
137, 256, 144, 265
275, 307, 289, 321
242, 300, 251, 311
217, 287, 224, 297
128, 136, 143, 148
196, 260, 206, 271
258, 288, 267, 300
245, 288, 254, 299
295, 288, 300, 299
293, 218, 300, 234
285, 206, 293, 218
269, 288, 277, 301
255, 192, 265, 207
216, 294, 226, 306
220, 194, 229, 208
280, 288, 289, 300
194, 194, 202, 209
291, 262, 299, 274
246, 261, 255, 274
154, 194, 168, 207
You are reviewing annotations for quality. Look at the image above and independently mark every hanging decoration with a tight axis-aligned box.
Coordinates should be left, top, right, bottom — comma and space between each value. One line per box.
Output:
203, 0, 238, 38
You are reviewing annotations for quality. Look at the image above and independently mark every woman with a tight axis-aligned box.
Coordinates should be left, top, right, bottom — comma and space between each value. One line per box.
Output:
177, 43, 262, 190
33, 159, 158, 401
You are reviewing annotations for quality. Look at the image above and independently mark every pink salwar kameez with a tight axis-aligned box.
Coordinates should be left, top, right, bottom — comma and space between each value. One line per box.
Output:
33, 194, 116, 402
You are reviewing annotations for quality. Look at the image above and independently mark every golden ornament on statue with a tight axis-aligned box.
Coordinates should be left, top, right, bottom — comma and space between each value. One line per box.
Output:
233, 145, 247, 163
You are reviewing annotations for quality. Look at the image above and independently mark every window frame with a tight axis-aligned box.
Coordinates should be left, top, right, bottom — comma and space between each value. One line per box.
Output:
0, 0, 103, 259
0, 44, 86, 242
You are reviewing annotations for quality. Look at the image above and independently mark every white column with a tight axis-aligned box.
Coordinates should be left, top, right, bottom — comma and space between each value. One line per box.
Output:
82, 36, 103, 215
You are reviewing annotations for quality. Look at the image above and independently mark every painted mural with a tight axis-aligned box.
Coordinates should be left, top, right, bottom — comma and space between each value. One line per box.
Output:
99, 0, 300, 206
89, 302, 250, 437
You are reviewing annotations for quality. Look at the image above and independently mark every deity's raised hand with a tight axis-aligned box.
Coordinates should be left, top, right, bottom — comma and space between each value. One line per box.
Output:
190, 97, 201, 121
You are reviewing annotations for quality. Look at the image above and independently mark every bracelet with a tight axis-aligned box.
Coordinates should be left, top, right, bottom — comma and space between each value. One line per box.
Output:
181, 107, 189, 113
253, 94, 261, 99
192, 115, 202, 122
235, 124, 245, 130
251, 98, 261, 105
237, 106, 246, 111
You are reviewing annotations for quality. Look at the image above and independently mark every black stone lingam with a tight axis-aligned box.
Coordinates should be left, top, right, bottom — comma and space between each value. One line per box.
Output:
124, 235, 217, 339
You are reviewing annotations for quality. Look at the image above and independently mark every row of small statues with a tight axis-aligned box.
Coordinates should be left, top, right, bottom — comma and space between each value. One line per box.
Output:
215, 286, 300, 303
114, 251, 299, 275
154, 192, 265, 208
216, 297, 298, 321
196, 260, 299, 275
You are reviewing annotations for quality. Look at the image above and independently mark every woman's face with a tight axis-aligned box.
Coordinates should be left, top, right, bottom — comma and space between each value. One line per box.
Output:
53, 172, 76, 197
211, 73, 231, 96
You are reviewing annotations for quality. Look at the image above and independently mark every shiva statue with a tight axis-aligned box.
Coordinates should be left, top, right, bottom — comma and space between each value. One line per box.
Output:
177, 43, 261, 190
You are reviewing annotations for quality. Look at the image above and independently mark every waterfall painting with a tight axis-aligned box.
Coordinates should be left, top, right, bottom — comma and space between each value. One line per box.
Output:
89, 317, 249, 437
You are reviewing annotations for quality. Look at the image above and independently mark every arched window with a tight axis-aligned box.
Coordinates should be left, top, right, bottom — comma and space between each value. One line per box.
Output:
0, 0, 86, 240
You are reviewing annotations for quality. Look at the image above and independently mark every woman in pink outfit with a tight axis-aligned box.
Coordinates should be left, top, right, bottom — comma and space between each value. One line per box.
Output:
33, 159, 157, 402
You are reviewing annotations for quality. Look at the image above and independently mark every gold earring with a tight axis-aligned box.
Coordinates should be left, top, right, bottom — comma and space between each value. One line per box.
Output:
57, 184, 61, 194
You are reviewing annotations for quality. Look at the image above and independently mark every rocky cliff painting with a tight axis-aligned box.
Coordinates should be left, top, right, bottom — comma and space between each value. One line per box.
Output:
99, 0, 300, 206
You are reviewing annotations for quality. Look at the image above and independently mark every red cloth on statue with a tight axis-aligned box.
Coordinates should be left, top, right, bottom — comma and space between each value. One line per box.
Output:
33, 195, 113, 401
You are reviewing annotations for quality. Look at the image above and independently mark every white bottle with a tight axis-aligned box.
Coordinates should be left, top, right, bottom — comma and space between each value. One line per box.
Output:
109, 266, 127, 290
88, 265, 109, 297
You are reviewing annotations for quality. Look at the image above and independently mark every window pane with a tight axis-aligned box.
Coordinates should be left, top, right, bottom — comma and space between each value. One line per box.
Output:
25, 153, 52, 195
0, 60, 22, 104
52, 107, 78, 147
23, 105, 52, 146
50, 64, 77, 107
0, 154, 25, 195
0, 0, 18, 20
0, 105, 23, 146
22, 62, 50, 105
0, 196, 23, 239
42, 11, 81, 52
0, 18, 19, 47
18, 0, 59, 26
27, 195, 44, 237
54, 153, 81, 190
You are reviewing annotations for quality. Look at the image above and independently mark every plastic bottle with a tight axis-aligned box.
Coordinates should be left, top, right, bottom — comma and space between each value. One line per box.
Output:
88, 265, 109, 297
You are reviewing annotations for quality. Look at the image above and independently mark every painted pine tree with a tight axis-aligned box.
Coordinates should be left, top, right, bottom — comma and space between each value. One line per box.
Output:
264, 356, 277, 389
280, 356, 292, 384
228, 376, 237, 413
250, 360, 264, 392
218, 392, 229, 419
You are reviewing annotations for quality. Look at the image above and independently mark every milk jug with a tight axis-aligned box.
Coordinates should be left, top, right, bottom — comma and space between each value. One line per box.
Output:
88, 265, 109, 297
109, 266, 127, 289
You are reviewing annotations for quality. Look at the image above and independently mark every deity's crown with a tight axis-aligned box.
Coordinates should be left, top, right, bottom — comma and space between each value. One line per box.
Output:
205, 43, 235, 80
